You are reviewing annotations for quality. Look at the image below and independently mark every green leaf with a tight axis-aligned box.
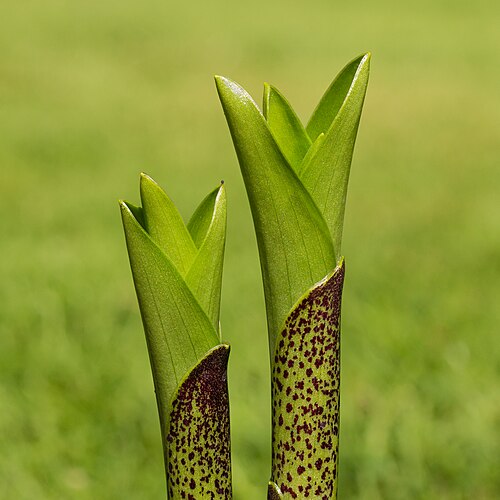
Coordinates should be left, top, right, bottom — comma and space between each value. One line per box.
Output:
167, 344, 231, 499
301, 53, 371, 254
271, 260, 345, 499
140, 173, 197, 276
187, 184, 222, 248
306, 53, 369, 141
297, 132, 324, 177
120, 201, 219, 424
216, 75, 336, 351
127, 202, 145, 228
263, 83, 311, 171
185, 183, 226, 334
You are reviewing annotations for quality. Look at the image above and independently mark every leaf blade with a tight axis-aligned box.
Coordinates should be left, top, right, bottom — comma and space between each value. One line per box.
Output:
140, 173, 197, 276
216, 75, 336, 351
120, 200, 219, 419
264, 83, 311, 172
306, 53, 369, 141
301, 53, 371, 254
187, 183, 221, 248
185, 183, 227, 334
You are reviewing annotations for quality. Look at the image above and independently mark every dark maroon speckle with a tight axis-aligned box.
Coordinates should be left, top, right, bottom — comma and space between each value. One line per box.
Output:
166, 345, 232, 499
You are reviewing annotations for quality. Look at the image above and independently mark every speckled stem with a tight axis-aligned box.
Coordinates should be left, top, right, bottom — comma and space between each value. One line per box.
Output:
166, 344, 232, 499
270, 260, 345, 499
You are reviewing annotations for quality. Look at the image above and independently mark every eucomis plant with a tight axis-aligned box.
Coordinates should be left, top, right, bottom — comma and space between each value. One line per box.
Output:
216, 53, 370, 499
120, 174, 231, 499
120, 53, 370, 500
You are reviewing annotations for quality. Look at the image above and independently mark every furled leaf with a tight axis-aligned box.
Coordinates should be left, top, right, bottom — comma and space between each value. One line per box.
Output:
306, 53, 369, 141
301, 53, 371, 253
139, 173, 198, 276
187, 184, 222, 248
216, 76, 336, 351
263, 83, 311, 171
271, 260, 344, 499
120, 201, 219, 424
167, 344, 231, 499
185, 183, 226, 334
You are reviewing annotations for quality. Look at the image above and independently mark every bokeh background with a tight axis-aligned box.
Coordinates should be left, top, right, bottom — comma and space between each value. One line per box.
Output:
1, 0, 499, 498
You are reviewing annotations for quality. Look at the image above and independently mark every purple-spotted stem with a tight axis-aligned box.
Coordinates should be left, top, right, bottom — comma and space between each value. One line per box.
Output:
120, 175, 231, 499
216, 54, 370, 499
167, 344, 231, 499
270, 261, 344, 498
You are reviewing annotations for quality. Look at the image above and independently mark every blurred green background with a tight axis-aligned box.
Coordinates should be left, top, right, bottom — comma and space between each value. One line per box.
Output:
1, 0, 499, 498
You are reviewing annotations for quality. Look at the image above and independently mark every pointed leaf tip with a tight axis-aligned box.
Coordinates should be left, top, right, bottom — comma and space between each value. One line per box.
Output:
187, 182, 226, 248
216, 75, 263, 116
119, 200, 146, 228
301, 52, 370, 254
139, 173, 197, 276
264, 83, 311, 171
186, 182, 227, 333
306, 53, 370, 141
120, 197, 219, 413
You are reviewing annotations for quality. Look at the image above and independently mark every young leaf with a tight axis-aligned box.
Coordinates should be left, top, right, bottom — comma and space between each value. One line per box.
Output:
120, 201, 219, 421
167, 344, 231, 499
140, 173, 197, 276
263, 83, 311, 171
216, 75, 336, 352
301, 53, 371, 253
306, 53, 369, 141
185, 183, 226, 334
187, 184, 222, 248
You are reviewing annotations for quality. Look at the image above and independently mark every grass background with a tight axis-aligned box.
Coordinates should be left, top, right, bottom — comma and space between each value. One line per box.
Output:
1, 0, 499, 498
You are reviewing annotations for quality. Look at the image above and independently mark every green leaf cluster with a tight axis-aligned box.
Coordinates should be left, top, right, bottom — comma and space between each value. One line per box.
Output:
216, 53, 370, 351
120, 174, 226, 427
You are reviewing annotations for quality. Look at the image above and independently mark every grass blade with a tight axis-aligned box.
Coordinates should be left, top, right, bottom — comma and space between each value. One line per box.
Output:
306, 53, 369, 141
187, 184, 222, 248
297, 132, 324, 177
